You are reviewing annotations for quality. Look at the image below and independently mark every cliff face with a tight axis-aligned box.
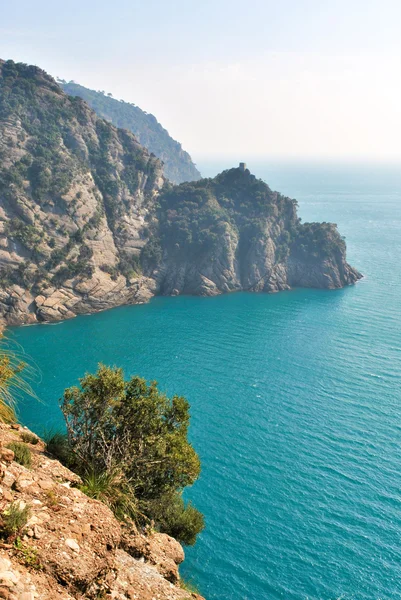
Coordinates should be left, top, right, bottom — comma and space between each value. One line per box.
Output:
60, 82, 201, 185
0, 60, 361, 327
0, 60, 164, 326
0, 423, 203, 600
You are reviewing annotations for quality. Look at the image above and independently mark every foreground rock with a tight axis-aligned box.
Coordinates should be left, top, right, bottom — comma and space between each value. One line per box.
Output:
0, 424, 204, 600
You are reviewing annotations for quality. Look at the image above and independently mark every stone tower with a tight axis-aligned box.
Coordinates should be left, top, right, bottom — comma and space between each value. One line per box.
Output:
239, 162, 247, 172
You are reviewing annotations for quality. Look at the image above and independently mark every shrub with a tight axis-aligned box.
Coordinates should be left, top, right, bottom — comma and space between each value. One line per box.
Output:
146, 492, 204, 546
7, 442, 31, 468
1, 502, 30, 538
20, 431, 39, 445
44, 489, 59, 507
61, 365, 200, 500
60, 364, 203, 543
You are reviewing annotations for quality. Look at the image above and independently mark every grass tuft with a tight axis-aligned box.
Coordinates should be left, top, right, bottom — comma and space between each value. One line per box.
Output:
43, 431, 75, 467
179, 577, 201, 595
7, 442, 32, 467
20, 431, 39, 445
0, 336, 38, 424
80, 469, 140, 522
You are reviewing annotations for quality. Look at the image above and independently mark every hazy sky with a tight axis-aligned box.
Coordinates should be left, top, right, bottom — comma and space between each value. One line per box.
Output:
1, 0, 401, 163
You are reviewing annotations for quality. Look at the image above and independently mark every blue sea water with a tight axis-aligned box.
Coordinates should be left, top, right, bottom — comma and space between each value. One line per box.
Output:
8, 162, 401, 600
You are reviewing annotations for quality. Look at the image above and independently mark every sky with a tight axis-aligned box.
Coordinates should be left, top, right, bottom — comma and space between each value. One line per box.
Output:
1, 0, 401, 163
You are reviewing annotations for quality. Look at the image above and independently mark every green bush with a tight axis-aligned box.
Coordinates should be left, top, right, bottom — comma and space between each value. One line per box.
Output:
146, 492, 204, 546
14, 537, 43, 570
1, 502, 30, 538
7, 442, 31, 467
59, 364, 203, 543
20, 431, 39, 445
61, 365, 200, 500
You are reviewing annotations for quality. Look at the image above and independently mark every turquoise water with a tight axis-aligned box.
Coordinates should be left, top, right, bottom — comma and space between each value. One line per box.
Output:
9, 163, 401, 600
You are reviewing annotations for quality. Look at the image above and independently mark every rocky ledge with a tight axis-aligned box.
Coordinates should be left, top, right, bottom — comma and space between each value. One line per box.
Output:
0, 424, 204, 600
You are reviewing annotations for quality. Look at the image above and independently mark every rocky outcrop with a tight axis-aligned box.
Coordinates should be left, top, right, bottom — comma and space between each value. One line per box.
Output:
146, 169, 361, 298
0, 423, 204, 600
0, 60, 361, 327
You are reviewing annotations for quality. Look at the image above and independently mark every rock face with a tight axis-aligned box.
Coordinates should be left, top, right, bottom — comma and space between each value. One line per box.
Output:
0, 59, 361, 327
60, 82, 202, 185
0, 423, 204, 600
0, 60, 163, 326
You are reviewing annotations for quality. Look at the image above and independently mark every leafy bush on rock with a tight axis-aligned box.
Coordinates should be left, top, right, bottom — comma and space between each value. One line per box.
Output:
59, 364, 204, 544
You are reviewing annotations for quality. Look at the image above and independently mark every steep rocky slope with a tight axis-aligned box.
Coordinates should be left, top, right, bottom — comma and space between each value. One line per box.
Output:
0, 60, 361, 327
60, 82, 201, 185
0, 423, 203, 599
0, 59, 164, 325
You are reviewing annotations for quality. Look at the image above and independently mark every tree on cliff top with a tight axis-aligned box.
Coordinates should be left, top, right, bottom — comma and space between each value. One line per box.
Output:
60, 364, 204, 544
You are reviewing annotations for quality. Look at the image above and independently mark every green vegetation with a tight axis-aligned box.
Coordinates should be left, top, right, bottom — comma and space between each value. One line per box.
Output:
7, 442, 32, 467
44, 431, 75, 466
291, 221, 346, 259
58, 364, 204, 544
0, 337, 36, 424
20, 431, 39, 445
0, 61, 80, 204
44, 489, 59, 508
14, 537, 43, 570
1, 502, 30, 538
80, 469, 140, 522
60, 81, 201, 184
4, 219, 43, 252
142, 167, 299, 268
147, 491, 205, 546
179, 577, 201, 595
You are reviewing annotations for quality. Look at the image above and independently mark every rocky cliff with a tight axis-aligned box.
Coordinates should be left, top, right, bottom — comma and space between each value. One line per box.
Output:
60, 82, 201, 185
143, 168, 361, 296
0, 423, 203, 600
0, 60, 164, 325
0, 60, 361, 327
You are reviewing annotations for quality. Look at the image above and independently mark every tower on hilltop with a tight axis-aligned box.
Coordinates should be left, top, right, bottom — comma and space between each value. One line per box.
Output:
239, 162, 247, 172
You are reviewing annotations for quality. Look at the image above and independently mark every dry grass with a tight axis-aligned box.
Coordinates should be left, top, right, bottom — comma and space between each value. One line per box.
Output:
0, 335, 38, 424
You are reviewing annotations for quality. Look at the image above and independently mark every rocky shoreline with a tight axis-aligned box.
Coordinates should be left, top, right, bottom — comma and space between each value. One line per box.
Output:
0, 263, 362, 328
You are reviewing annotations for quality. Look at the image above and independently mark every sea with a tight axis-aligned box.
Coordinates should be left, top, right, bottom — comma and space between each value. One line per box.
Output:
8, 161, 401, 600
